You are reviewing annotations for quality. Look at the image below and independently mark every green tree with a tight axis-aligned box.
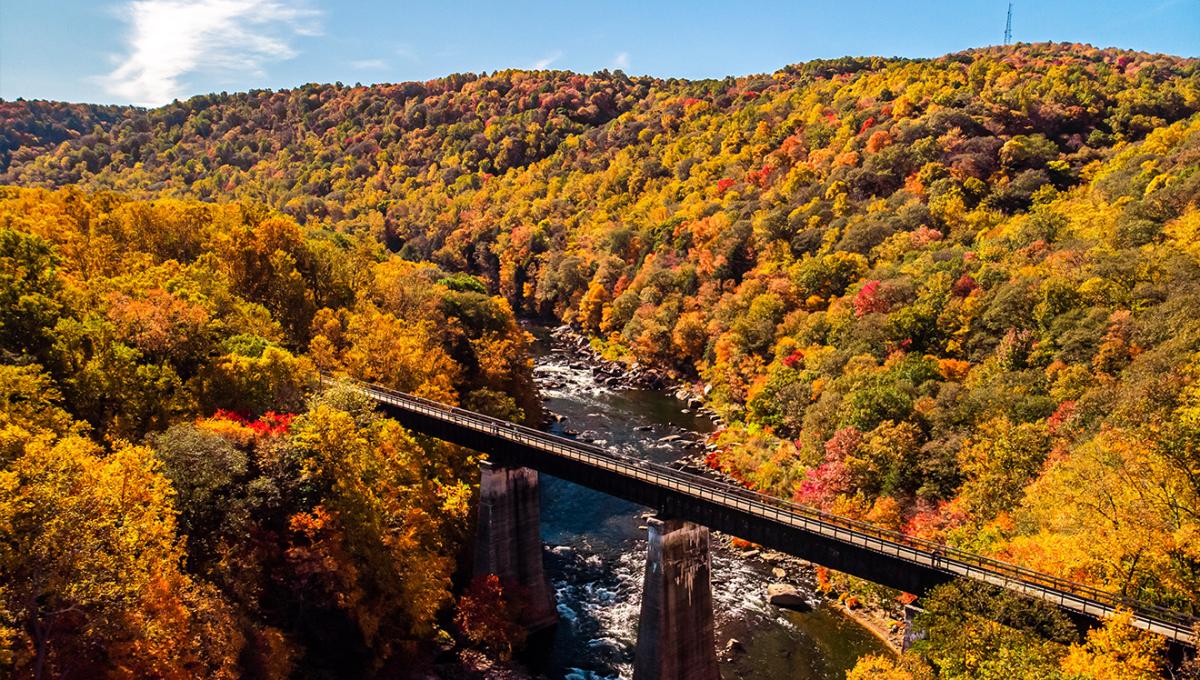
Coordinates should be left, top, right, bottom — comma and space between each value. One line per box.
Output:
0, 229, 64, 359
911, 581, 1076, 680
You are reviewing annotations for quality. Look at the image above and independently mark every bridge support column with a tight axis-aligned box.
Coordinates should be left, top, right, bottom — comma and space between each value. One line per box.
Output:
474, 461, 557, 631
902, 603, 926, 652
634, 516, 720, 680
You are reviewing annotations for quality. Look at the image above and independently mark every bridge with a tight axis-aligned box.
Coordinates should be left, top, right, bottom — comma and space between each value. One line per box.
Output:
323, 375, 1198, 675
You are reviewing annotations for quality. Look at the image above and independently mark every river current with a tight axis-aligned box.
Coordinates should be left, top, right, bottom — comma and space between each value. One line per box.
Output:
526, 329, 887, 680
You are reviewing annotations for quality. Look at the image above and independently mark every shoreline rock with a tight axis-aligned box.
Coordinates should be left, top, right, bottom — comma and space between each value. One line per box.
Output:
766, 583, 812, 611
545, 324, 723, 426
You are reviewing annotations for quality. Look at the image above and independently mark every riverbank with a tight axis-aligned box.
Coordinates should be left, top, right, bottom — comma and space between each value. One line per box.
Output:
709, 533, 904, 655
528, 325, 894, 678
543, 325, 725, 427
840, 603, 904, 655
539, 323, 904, 661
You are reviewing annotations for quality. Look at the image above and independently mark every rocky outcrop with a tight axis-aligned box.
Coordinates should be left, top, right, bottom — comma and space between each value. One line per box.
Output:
548, 325, 673, 391
543, 325, 729, 435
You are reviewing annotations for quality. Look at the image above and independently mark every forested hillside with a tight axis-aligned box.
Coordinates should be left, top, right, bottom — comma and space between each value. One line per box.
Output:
0, 187, 538, 676
3, 41, 1200, 677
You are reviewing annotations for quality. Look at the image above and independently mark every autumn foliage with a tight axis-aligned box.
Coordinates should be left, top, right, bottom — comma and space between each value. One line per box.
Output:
2, 41, 1199, 673
0, 188, 538, 675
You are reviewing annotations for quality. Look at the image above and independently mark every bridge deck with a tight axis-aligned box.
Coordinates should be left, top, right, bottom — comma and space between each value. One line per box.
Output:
326, 376, 1198, 646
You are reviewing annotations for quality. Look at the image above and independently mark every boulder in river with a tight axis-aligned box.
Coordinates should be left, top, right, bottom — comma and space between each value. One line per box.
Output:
766, 583, 812, 611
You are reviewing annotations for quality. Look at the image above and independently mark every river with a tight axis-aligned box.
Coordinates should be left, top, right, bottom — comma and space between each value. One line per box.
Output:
525, 328, 888, 680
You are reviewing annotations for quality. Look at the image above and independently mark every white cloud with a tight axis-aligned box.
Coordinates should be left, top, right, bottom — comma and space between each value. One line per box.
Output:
531, 50, 563, 70
612, 51, 630, 70
350, 58, 387, 70
101, 0, 321, 106
393, 43, 420, 62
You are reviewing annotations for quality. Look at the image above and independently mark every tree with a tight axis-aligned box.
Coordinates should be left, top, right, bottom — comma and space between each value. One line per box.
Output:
957, 417, 1051, 521
847, 653, 934, 679
50, 317, 190, 439
215, 216, 316, 344
1060, 609, 1164, 680
104, 288, 211, 367
999, 134, 1059, 171
0, 229, 64, 359
0, 435, 242, 678
286, 404, 467, 656
843, 376, 914, 433
197, 340, 315, 417
149, 423, 248, 536
911, 581, 1076, 680
454, 574, 526, 661
0, 364, 79, 454
338, 308, 460, 404
854, 280, 887, 317
1006, 425, 1199, 612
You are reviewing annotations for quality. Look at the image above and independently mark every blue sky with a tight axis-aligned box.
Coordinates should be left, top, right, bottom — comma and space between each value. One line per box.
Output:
1, 0, 1196, 106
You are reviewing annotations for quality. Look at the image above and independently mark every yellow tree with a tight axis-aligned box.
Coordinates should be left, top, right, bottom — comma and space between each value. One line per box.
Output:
287, 404, 468, 662
1005, 425, 1197, 607
339, 306, 460, 403
0, 435, 242, 679
1060, 609, 1164, 680
957, 417, 1051, 521
847, 653, 934, 680
197, 343, 316, 416
0, 364, 79, 459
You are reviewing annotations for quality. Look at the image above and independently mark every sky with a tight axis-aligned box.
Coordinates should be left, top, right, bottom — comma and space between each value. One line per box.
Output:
1, 0, 1197, 107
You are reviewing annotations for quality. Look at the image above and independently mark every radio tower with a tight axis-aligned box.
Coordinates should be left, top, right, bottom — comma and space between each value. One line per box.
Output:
1004, 3, 1013, 45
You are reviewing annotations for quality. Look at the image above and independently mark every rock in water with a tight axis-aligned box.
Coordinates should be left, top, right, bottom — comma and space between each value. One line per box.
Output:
766, 583, 811, 611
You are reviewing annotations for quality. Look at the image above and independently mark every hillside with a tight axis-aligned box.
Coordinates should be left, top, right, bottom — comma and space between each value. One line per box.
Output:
3, 41, 1200, 677
0, 184, 545, 676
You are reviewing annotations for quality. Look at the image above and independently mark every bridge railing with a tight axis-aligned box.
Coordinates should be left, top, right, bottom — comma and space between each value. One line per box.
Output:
320, 374, 1199, 643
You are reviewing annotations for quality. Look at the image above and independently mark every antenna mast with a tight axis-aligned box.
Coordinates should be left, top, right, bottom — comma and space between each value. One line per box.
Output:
1004, 3, 1013, 45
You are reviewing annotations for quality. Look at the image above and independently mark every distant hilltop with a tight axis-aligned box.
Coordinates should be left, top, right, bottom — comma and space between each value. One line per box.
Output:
1, 41, 1195, 201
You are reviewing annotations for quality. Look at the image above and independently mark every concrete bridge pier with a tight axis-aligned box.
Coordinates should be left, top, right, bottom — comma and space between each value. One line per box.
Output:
634, 516, 721, 680
474, 461, 557, 631
902, 603, 926, 651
